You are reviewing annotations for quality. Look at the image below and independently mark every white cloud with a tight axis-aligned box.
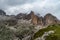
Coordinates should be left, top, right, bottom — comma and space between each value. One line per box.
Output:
5, 4, 34, 15
2, 0, 60, 19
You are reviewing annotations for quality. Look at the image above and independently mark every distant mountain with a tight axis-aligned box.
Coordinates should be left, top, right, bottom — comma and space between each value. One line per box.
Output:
44, 13, 59, 25
0, 10, 59, 26
27, 11, 60, 26
15, 13, 27, 19
15, 11, 60, 26
0, 9, 6, 15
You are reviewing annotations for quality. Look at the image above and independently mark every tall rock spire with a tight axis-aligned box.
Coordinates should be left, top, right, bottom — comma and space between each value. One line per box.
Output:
30, 11, 38, 25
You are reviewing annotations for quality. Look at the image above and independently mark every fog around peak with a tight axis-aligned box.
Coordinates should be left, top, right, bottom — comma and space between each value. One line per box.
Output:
0, 0, 60, 19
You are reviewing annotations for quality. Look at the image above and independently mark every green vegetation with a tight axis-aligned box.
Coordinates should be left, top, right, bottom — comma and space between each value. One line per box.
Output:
32, 24, 60, 40
0, 25, 14, 40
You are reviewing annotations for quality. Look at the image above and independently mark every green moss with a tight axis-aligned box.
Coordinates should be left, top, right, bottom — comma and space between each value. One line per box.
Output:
32, 24, 60, 40
45, 34, 58, 40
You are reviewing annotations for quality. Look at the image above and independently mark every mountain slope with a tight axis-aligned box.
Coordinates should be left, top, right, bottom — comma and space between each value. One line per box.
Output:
32, 24, 60, 40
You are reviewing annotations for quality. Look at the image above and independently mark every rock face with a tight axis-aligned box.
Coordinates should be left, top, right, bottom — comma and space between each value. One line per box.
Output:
29, 12, 60, 26
30, 11, 38, 25
44, 13, 58, 25
15, 11, 60, 26
37, 17, 44, 25
0, 9, 6, 15
29, 11, 44, 25
16, 13, 26, 19
25, 12, 32, 20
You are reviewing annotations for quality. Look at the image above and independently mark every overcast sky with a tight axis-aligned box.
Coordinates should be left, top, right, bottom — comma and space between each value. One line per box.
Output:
0, 0, 60, 19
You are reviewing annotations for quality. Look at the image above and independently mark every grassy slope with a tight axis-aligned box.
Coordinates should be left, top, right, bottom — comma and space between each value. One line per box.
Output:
32, 24, 60, 40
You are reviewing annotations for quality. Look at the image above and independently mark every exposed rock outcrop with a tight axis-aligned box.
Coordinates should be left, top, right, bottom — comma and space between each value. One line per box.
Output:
29, 12, 60, 26
37, 17, 44, 25
15, 11, 60, 26
15, 12, 32, 20
30, 11, 38, 25
15, 13, 26, 19
44, 13, 59, 25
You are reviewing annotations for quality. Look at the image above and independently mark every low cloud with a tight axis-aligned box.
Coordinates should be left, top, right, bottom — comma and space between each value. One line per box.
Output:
0, 0, 60, 19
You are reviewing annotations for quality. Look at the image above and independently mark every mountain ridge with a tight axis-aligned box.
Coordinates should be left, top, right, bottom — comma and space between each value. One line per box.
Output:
0, 9, 60, 26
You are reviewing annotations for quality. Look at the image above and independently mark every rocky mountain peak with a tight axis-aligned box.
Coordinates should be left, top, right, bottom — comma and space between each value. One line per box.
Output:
44, 13, 56, 19
15, 12, 60, 26
30, 11, 35, 15
29, 12, 60, 26
44, 13, 59, 25
15, 13, 27, 19
30, 11, 38, 25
